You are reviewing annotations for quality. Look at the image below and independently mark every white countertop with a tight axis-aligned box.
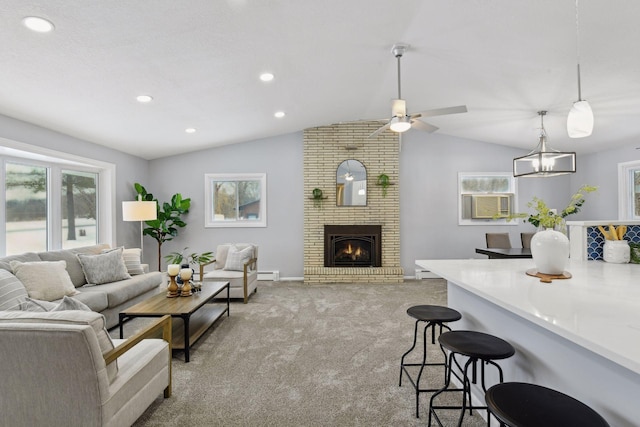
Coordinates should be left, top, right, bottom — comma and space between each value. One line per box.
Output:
415, 258, 640, 375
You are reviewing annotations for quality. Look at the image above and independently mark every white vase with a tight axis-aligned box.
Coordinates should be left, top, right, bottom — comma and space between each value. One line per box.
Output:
530, 228, 570, 275
603, 240, 630, 263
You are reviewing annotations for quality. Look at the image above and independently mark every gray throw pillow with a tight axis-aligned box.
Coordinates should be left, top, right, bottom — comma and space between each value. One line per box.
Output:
223, 246, 253, 271
19, 297, 58, 312
77, 247, 131, 285
120, 248, 145, 275
0, 269, 28, 311
51, 295, 92, 312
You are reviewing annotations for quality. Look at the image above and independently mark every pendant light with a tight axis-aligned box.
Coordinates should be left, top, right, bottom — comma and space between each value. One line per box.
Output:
514, 111, 576, 177
567, 0, 594, 138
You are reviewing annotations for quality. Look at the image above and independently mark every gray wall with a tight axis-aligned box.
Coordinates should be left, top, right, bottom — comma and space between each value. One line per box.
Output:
0, 114, 150, 259
3, 111, 639, 277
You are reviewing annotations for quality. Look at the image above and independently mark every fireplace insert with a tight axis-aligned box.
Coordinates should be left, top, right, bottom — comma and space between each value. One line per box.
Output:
324, 225, 381, 267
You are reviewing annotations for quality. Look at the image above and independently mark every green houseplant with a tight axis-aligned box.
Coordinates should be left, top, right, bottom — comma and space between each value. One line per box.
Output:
134, 183, 191, 271
376, 173, 391, 197
165, 247, 214, 268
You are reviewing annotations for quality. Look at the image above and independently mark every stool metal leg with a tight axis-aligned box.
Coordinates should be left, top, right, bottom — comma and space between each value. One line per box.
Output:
399, 319, 420, 386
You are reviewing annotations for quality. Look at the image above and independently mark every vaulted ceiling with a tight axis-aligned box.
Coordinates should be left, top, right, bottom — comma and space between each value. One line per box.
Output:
1, 0, 639, 159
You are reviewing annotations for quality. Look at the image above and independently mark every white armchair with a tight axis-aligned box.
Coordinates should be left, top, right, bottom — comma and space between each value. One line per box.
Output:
0, 310, 171, 427
199, 243, 258, 303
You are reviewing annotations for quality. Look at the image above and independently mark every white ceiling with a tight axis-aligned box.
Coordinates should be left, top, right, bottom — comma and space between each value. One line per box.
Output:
1, 0, 640, 160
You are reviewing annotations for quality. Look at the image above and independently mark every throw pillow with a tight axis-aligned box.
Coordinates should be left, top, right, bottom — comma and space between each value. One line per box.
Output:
77, 247, 131, 285
0, 269, 28, 311
121, 248, 145, 275
19, 297, 58, 312
9, 260, 79, 301
223, 246, 253, 271
51, 295, 92, 312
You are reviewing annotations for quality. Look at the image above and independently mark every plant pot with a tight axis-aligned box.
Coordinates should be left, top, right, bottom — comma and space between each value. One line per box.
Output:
603, 240, 630, 263
530, 229, 570, 275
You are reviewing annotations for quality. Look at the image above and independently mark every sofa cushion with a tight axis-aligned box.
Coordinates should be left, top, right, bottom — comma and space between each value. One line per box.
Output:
72, 290, 109, 312
0, 269, 27, 311
77, 247, 131, 285
0, 252, 41, 273
38, 244, 111, 288
121, 248, 145, 275
79, 272, 162, 308
224, 246, 253, 271
10, 260, 80, 302
0, 310, 118, 381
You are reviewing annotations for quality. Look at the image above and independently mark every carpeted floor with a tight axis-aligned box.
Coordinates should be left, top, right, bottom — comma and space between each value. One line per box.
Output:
116, 280, 487, 426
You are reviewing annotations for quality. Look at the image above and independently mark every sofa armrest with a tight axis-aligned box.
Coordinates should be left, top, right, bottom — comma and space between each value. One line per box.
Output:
104, 315, 172, 397
198, 258, 216, 280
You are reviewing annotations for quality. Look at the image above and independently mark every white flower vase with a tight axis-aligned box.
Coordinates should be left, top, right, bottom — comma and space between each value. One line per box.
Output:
530, 228, 570, 275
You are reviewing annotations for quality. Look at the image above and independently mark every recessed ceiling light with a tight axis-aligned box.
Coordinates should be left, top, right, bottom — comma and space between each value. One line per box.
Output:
185, 128, 196, 134
260, 73, 275, 82
274, 111, 285, 118
136, 95, 153, 103
22, 16, 55, 33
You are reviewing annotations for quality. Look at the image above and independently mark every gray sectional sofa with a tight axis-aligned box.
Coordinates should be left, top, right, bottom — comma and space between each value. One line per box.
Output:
0, 244, 163, 329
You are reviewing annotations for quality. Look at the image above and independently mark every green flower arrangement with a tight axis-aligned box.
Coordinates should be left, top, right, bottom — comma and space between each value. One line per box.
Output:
507, 185, 597, 229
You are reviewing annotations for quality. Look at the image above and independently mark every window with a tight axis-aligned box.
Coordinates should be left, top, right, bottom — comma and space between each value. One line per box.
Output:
1, 138, 114, 255
204, 173, 266, 227
618, 160, 640, 220
458, 172, 517, 225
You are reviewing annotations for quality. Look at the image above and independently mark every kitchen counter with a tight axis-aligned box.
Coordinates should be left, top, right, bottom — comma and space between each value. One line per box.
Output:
416, 258, 640, 426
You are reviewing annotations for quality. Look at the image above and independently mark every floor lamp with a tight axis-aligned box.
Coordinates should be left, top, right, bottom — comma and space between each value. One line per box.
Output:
122, 196, 157, 259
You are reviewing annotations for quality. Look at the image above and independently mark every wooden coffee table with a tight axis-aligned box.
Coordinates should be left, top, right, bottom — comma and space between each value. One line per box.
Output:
119, 281, 229, 362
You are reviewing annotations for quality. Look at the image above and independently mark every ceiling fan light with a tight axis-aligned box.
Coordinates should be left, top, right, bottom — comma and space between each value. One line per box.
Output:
389, 116, 411, 133
567, 100, 593, 138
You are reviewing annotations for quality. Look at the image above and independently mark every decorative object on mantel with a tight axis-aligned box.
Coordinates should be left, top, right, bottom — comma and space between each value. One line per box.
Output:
167, 263, 180, 297
507, 185, 596, 274
567, 0, 594, 138
598, 224, 630, 263
513, 111, 577, 177
311, 188, 326, 208
526, 268, 572, 283
376, 173, 392, 197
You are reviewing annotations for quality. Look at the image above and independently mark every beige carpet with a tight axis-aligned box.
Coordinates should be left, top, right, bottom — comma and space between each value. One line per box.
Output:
116, 280, 487, 426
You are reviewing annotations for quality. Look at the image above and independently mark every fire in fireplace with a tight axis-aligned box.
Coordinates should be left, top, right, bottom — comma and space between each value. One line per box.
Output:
324, 225, 381, 267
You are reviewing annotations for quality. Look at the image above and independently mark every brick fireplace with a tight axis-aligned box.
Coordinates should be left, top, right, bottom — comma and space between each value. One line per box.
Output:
303, 121, 403, 284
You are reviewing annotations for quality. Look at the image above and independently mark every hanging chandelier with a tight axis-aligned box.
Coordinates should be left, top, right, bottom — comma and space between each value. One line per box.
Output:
513, 111, 576, 177
567, 0, 594, 138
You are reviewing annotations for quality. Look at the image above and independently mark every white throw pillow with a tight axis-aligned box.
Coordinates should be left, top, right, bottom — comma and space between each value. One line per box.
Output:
0, 269, 28, 311
10, 260, 79, 302
77, 247, 131, 285
121, 248, 145, 275
223, 246, 253, 271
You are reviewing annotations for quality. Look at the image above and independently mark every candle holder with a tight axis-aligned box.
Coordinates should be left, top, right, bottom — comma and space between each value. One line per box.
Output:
180, 268, 193, 297
167, 264, 180, 298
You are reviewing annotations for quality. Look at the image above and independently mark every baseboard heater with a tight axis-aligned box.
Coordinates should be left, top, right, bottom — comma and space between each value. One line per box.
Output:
258, 270, 280, 281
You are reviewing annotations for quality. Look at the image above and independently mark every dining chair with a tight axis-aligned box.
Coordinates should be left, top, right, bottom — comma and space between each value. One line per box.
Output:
521, 232, 535, 249
485, 233, 512, 249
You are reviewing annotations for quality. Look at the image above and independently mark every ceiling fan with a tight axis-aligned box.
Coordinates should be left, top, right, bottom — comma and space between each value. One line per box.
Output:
369, 44, 468, 138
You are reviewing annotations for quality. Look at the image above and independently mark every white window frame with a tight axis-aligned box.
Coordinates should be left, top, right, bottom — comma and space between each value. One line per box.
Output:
204, 173, 267, 228
0, 137, 115, 255
458, 172, 518, 226
618, 159, 640, 220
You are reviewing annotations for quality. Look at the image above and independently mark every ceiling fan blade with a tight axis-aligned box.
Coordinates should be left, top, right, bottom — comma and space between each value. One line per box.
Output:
411, 119, 439, 133
415, 105, 468, 118
368, 122, 391, 138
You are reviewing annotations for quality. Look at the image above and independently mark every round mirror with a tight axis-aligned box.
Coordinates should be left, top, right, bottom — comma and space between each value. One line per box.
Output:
336, 159, 367, 206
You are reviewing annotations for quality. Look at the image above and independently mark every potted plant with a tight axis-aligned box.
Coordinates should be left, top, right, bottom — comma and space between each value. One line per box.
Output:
311, 188, 324, 208
376, 173, 391, 197
134, 183, 191, 271
165, 247, 214, 268
508, 185, 597, 274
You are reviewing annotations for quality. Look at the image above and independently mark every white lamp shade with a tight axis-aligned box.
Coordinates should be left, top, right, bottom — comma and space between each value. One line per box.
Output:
567, 100, 594, 138
122, 201, 157, 221
389, 116, 412, 133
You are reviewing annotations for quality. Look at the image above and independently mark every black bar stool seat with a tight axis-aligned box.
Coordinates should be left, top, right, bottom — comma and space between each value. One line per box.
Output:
485, 382, 610, 427
399, 305, 462, 418
429, 330, 516, 427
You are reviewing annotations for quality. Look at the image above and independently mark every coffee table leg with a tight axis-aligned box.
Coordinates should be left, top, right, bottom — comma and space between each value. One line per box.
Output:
183, 314, 190, 362
119, 314, 125, 339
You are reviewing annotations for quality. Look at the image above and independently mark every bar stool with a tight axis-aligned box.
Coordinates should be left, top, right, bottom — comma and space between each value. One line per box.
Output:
399, 305, 462, 417
428, 330, 515, 427
485, 382, 610, 427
